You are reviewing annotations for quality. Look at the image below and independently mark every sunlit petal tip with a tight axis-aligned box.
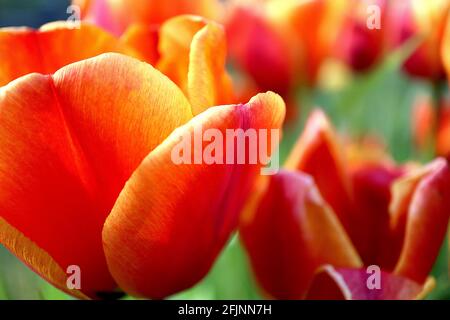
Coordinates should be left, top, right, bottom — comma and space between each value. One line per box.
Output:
444, 14, 450, 78
157, 15, 233, 115
285, 108, 334, 170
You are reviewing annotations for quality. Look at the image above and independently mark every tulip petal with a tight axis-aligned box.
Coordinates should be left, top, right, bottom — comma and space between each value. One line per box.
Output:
268, 0, 347, 84
394, 158, 450, 283
226, 5, 293, 96
77, 0, 220, 35
350, 164, 404, 268
285, 109, 353, 231
444, 12, 450, 80
0, 22, 138, 87
0, 53, 192, 298
102, 92, 285, 299
0, 217, 88, 299
306, 266, 434, 300
240, 170, 362, 299
157, 15, 233, 115
120, 24, 160, 65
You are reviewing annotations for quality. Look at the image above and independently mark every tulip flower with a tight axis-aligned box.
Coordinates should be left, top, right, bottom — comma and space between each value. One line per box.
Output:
224, 0, 347, 116
335, 0, 387, 72
241, 110, 450, 299
389, 0, 450, 80
226, 3, 293, 101
0, 21, 139, 88
73, 0, 221, 35
0, 16, 234, 112
266, 0, 348, 85
0, 52, 286, 299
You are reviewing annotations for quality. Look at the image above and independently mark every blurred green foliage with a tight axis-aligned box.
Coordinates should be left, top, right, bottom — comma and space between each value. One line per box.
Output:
0, 0, 70, 28
0, 0, 448, 301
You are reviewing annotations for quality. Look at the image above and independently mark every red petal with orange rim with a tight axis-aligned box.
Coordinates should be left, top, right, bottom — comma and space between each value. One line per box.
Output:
306, 266, 434, 300
102, 92, 285, 299
0, 53, 192, 298
394, 158, 450, 283
0, 22, 137, 87
285, 109, 354, 232
240, 170, 361, 300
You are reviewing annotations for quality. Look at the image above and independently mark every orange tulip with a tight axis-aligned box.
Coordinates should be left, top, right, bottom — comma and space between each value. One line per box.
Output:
74, 0, 221, 35
0, 22, 138, 88
389, 0, 450, 80
0, 16, 234, 111
241, 110, 450, 299
267, 0, 348, 85
0, 52, 285, 299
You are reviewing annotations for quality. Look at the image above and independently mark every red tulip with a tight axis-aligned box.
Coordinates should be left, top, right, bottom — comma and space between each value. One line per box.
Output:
336, 0, 388, 72
389, 0, 450, 80
224, 0, 348, 120
241, 110, 450, 299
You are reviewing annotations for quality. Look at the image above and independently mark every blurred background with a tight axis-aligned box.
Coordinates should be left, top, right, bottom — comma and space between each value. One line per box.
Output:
0, 0, 70, 28
0, 0, 449, 300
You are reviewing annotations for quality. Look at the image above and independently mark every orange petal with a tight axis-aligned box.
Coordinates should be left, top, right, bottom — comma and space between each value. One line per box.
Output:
0, 53, 192, 298
306, 266, 434, 300
157, 15, 234, 115
0, 22, 137, 87
443, 12, 450, 80
394, 158, 450, 283
120, 24, 160, 65
102, 92, 285, 299
77, 0, 221, 35
267, 0, 348, 84
285, 109, 353, 232
240, 170, 361, 300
